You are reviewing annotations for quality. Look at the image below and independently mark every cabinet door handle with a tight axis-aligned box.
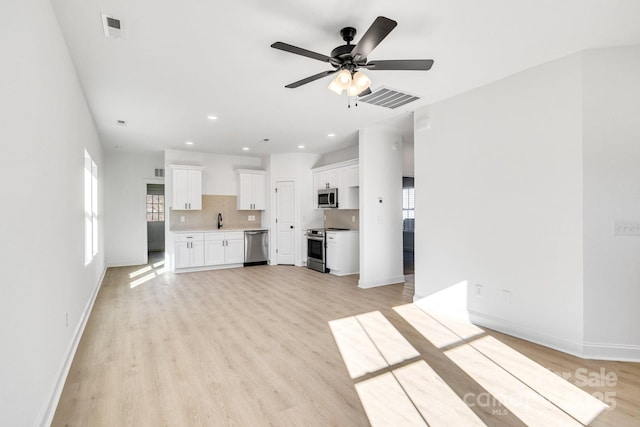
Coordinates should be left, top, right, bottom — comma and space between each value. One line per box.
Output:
185, 203, 187, 209
189, 202, 191, 209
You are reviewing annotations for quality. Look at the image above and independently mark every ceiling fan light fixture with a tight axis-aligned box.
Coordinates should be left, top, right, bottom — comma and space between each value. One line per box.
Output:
346, 85, 360, 97
353, 71, 371, 90
336, 69, 352, 87
328, 79, 343, 95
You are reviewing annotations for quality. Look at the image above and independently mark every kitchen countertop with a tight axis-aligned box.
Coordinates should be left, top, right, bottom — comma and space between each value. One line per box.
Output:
170, 227, 268, 233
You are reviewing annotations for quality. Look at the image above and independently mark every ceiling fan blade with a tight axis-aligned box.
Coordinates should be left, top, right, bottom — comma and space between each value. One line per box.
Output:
271, 42, 331, 63
357, 87, 372, 97
351, 16, 397, 61
365, 59, 434, 71
284, 70, 338, 88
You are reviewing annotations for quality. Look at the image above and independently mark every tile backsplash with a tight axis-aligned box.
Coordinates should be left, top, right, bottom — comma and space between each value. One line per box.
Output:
170, 195, 261, 229
324, 209, 359, 230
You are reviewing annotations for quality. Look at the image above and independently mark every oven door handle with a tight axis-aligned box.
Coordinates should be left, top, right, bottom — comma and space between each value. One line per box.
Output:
306, 236, 324, 241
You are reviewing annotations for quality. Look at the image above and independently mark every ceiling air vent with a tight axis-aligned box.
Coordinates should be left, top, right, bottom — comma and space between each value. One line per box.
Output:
101, 14, 123, 39
358, 86, 421, 109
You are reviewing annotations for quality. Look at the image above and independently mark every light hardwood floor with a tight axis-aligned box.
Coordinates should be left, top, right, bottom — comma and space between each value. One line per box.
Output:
53, 261, 640, 426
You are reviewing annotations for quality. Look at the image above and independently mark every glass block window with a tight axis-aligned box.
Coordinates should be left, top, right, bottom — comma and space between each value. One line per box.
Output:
147, 194, 165, 222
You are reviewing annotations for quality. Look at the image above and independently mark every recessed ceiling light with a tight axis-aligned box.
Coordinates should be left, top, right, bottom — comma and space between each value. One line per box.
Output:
298, 145, 305, 149
242, 147, 250, 151
185, 141, 194, 145
207, 115, 217, 120
328, 133, 336, 137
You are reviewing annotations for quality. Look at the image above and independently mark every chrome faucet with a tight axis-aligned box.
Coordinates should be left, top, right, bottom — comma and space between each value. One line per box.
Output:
217, 213, 223, 229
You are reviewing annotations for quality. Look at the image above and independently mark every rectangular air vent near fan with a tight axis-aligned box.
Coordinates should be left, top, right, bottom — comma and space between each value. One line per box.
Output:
358, 86, 421, 109
101, 14, 122, 39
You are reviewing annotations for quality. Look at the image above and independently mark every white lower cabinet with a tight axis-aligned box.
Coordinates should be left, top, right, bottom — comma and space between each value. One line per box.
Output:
325, 230, 359, 276
175, 233, 205, 268
204, 231, 244, 265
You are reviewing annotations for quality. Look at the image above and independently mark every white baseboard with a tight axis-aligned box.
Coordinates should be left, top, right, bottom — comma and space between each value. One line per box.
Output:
39, 266, 107, 427
173, 263, 244, 273
106, 258, 145, 268
468, 310, 584, 358
358, 275, 406, 289
413, 294, 426, 302
583, 342, 640, 362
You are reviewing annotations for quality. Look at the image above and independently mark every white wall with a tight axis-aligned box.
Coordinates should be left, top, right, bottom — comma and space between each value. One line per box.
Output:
358, 127, 405, 288
104, 150, 164, 266
403, 140, 415, 177
582, 46, 640, 360
0, 1, 105, 425
414, 53, 585, 354
268, 153, 324, 265
314, 145, 359, 168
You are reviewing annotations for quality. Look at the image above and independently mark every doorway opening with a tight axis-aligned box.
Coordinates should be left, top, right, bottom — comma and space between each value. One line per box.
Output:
403, 177, 415, 275
146, 183, 165, 262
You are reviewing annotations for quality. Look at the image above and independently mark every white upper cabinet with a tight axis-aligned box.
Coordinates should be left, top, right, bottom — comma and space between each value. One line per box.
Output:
237, 170, 265, 210
312, 159, 359, 210
171, 165, 204, 210
315, 168, 339, 190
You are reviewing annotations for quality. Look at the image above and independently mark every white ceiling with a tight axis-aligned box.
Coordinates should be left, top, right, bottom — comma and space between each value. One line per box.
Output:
50, 0, 640, 155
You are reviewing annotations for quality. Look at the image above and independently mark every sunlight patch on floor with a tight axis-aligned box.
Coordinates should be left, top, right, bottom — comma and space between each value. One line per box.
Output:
354, 311, 420, 366
129, 259, 168, 288
396, 302, 607, 425
355, 372, 427, 426
129, 265, 152, 279
328, 316, 388, 379
330, 311, 487, 426
445, 343, 583, 426
129, 272, 156, 288
394, 303, 482, 348
470, 335, 608, 424
328, 311, 419, 379
394, 360, 486, 427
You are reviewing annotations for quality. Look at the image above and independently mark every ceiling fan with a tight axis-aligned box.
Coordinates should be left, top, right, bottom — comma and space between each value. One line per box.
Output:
271, 16, 434, 97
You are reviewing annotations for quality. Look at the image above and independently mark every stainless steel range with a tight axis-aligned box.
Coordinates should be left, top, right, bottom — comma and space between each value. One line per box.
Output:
305, 228, 349, 273
305, 228, 326, 273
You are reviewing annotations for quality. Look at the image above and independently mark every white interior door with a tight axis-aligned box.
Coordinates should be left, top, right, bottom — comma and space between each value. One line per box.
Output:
276, 180, 295, 265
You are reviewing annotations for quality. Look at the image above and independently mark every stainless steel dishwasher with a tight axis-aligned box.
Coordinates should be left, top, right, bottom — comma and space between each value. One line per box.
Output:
244, 230, 269, 266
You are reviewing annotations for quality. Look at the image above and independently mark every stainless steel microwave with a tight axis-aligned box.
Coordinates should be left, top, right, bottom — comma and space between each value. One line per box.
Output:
318, 188, 338, 208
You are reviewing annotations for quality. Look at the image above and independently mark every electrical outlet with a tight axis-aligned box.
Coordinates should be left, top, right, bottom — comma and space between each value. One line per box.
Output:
180, 216, 185, 223
352, 215, 355, 222
475, 284, 482, 297
614, 220, 640, 236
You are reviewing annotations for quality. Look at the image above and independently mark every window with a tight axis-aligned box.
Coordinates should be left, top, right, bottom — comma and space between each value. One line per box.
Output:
84, 149, 98, 265
146, 194, 165, 222
403, 187, 415, 220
